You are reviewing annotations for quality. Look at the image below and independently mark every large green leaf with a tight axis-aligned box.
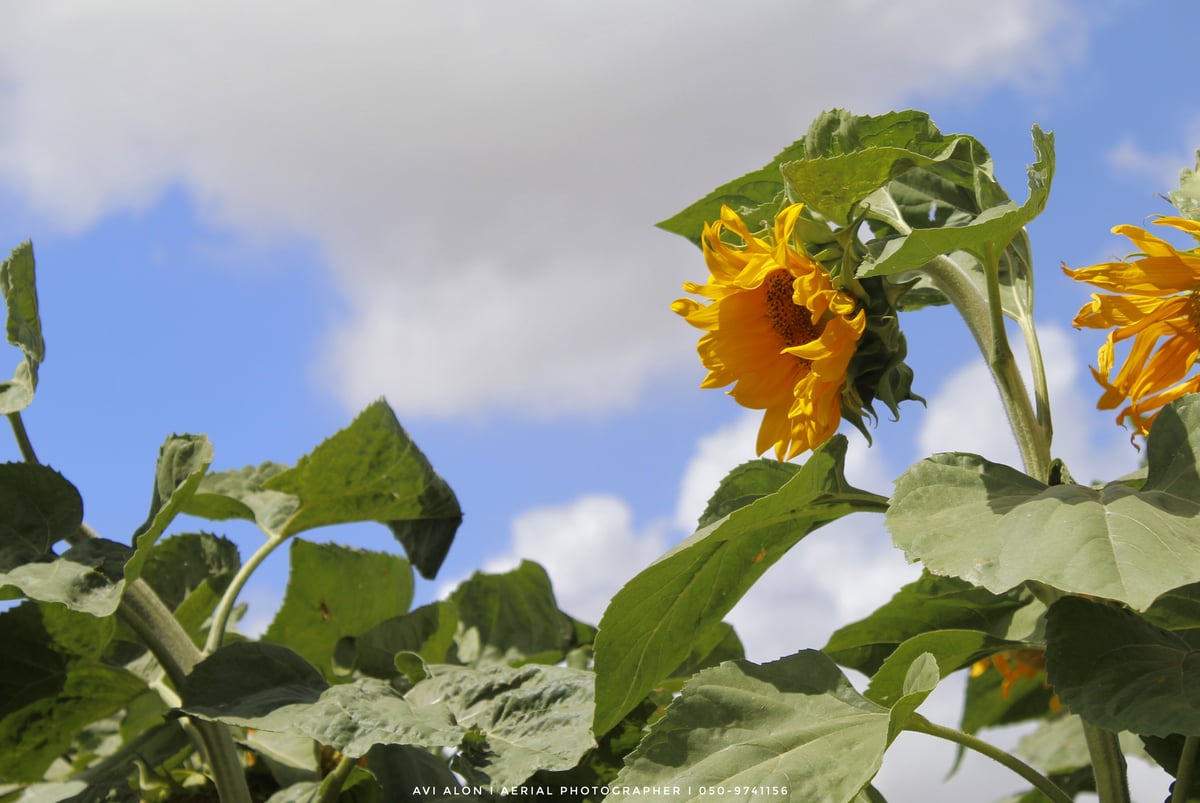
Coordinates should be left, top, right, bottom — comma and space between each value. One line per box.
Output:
888, 395, 1200, 611
183, 400, 462, 578
0, 602, 146, 781
1045, 596, 1200, 737
779, 109, 969, 226
0, 464, 140, 616
263, 539, 414, 678
0, 537, 133, 617
857, 124, 1052, 326
0, 242, 43, 414
657, 142, 807, 246
607, 650, 912, 803
406, 663, 595, 788
449, 561, 576, 665
182, 642, 462, 756
0, 463, 82, 570
592, 436, 887, 735
823, 571, 1033, 676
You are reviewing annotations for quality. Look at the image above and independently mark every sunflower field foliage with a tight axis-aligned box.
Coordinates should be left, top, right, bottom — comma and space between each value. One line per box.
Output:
5, 108, 1200, 803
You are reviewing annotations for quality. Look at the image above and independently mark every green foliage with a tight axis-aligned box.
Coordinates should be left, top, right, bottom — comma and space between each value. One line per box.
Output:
0, 242, 42, 413
592, 436, 887, 735
8, 106, 1200, 803
889, 396, 1200, 610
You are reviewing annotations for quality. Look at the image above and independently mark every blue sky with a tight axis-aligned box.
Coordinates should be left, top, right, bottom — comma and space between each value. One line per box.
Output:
0, 1, 1195, 798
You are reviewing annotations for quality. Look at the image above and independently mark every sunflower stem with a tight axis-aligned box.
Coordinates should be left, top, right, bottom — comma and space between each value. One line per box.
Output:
1083, 721, 1130, 803
923, 254, 1051, 481
1172, 735, 1200, 803
7, 410, 38, 463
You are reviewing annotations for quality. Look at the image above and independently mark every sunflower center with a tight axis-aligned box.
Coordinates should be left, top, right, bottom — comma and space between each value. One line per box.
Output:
764, 271, 819, 348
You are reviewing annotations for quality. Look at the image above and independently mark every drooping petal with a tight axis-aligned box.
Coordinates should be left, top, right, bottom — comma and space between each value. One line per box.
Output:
674, 203, 865, 459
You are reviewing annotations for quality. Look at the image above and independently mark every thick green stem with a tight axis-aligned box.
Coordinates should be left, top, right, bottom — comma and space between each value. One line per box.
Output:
1172, 735, 1200, 803
7, 410, 38, 463
1083, 722, 1130, 803
923, 255, 1051, 480
905, 714, 1072, 803
205, 532, 285, 654
317, 754, 359, 803
120, 579, 252, 803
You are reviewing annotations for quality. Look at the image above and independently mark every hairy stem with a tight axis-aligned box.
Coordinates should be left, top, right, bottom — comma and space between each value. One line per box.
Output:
1172, 735, 1200, 803
120, 579, 252, 803
205, 532, 285, 654
905, 714, 1072, 803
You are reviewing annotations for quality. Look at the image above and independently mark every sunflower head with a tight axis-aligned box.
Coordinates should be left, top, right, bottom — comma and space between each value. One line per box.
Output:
673, 202, 920, 459
1063, 216, 1200, 436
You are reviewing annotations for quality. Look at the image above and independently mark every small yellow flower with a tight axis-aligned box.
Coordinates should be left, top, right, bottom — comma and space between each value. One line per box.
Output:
672, 203, 866, 460
1063, 216, 1200, 435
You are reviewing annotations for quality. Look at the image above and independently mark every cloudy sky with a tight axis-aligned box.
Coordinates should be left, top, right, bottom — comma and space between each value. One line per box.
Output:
0, 1, 1193, 798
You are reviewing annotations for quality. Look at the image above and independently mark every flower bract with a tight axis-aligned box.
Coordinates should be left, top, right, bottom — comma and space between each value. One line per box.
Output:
672, 203, 866, 460
1063, 216, 1200, 435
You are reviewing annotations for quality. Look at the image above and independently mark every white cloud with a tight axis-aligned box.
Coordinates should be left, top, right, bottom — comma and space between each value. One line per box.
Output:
917, 322, 1139, 482
471, 493, 669, 625
0, 0, 1087, 419
1107, 122, 1200, 191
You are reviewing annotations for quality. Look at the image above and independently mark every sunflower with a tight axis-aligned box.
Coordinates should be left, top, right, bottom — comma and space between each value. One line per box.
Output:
672, 203, 866, 460
1063, 216, 1200, 435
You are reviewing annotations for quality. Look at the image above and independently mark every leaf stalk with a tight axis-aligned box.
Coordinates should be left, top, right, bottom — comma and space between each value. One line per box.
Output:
904, 714, 1072, 803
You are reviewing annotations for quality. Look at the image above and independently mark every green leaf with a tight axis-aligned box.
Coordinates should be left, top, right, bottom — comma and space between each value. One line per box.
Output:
186, 400, 462, 579
1045, 595, 1200, 737
657, 142, 807, 246
608, 650, 890, 803
263, 539, 414, 678
127, 433, 214, 580
0, 537, 133, 617
366, 743, 488, 802
0, 601, 146, 781
858, 125, 1053, 329
888, 395, 1200, 610
593, 435, 887, 735
0, 466, 138, 616
347, 601, 459, 679
406, 663, 595, 788
182, 643, 462, 757
0, 242, 43, 414
887, 652, 939, 744
779, 109, 965, 226
823, 571, 1032, 676
181, 641, 329, 721
140, 531, 240, 611
0, 462, 82, 570
449, 561, 576, 665
866, 630, 1023, 708
185, 461, 298, 534
696, 459, 799, 530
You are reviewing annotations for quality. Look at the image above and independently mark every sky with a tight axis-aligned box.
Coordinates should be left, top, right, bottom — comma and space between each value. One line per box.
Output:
0, 1, 1194, 799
